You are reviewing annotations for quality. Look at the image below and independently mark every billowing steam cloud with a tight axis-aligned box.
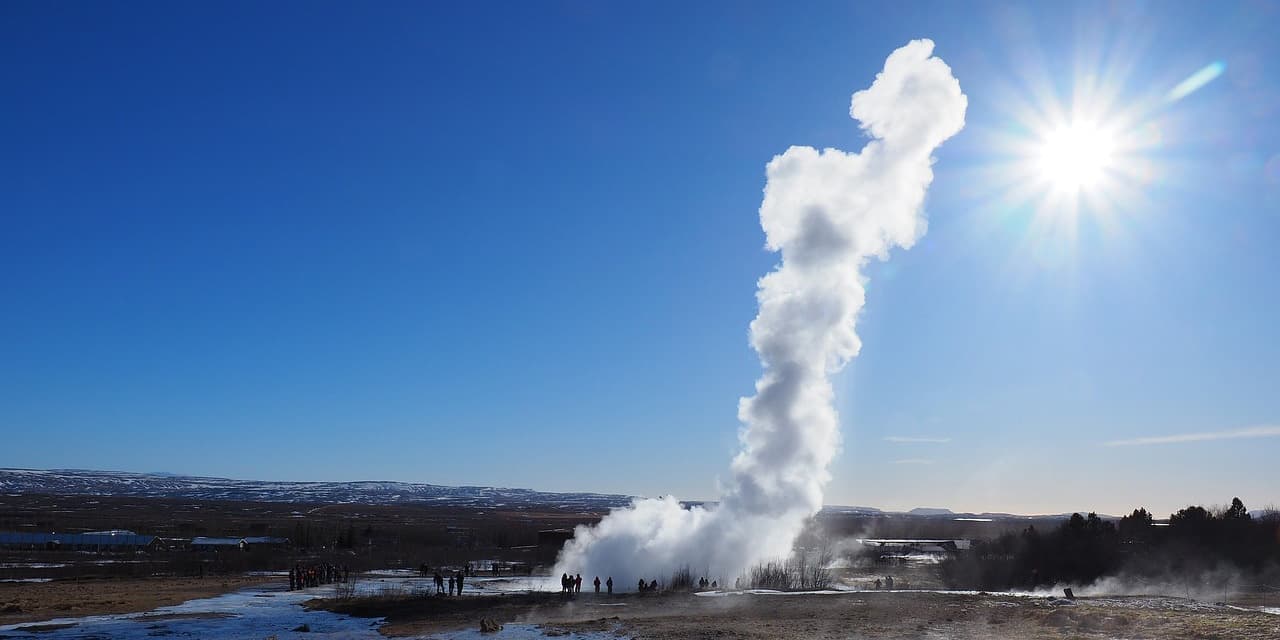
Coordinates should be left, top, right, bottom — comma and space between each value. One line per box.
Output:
555, 39, 967, 587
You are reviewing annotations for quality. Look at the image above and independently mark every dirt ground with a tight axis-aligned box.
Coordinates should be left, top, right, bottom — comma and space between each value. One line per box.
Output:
313, 590, 1280, 639
0, 575, 274, 625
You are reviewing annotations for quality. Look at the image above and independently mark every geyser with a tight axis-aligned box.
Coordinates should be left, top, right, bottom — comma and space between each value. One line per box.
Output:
555, 39, 967, 587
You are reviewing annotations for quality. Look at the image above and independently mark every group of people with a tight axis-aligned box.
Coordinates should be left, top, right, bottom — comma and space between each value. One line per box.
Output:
873, 575, 895, 589
289, 563, 348, 590
432, 569, 468, 596
696, 577, 718, 589
637, 578, 659, 592
559, 573, 614, 594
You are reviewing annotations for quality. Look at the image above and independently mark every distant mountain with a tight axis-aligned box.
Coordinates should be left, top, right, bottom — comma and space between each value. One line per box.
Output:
822, 505, 884, 515
0, 468, 634, 512
0, 468, 1123, 520
908, 507, 954, 516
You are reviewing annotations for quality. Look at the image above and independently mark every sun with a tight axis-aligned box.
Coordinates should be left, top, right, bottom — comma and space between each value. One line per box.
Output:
1034, 121, 1117, 193
961, 23, 1227, 274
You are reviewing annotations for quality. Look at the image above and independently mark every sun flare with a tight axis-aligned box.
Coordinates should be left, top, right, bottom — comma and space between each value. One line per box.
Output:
1034, 122, 1117, 193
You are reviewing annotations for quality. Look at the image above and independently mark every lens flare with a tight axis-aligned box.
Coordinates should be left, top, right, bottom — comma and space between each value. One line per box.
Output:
1035, 122, 1117, 192
1166, 61, 1226, 104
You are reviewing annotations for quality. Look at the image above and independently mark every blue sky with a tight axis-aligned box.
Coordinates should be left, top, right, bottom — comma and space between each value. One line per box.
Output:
2, 1, 1278, 517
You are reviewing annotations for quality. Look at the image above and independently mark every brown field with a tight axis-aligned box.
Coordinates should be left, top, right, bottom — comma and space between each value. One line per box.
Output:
0, 492, 609, 627
0, 492, 607, 580
0, 575, 273, 625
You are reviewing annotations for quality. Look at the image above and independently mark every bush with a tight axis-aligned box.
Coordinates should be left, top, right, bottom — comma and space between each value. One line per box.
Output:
790, 546, 834, 590
746, 560, 793, 590
667, 564, 694, 591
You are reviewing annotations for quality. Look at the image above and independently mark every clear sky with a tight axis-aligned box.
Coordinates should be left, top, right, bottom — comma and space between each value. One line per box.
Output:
3, 1, 1278, 517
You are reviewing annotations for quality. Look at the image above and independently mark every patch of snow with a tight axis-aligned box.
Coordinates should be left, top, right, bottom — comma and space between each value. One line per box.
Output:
470, 576, 562, 593
361, 569, 418, 577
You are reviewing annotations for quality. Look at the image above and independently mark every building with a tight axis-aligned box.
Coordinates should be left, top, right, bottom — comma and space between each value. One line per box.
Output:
0, 530, 161, 552
191, 537, 247, 552
242, 536, 289, 549
160, 537, 192, 551
537, 529, 574, 547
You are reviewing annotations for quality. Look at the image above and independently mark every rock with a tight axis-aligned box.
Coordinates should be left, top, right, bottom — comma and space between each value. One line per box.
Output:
480, 618, 503, 633
292, 623, 310, 632
1063, 588, 1075, 600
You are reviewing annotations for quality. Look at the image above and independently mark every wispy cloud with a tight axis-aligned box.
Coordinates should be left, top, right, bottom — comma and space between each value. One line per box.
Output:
1104, 425, 1280, 447
891, 458, 934, 465
883, 436, 951, 443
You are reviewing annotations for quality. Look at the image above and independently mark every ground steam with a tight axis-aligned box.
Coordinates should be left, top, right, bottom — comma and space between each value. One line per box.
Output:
555, 39, 967, 588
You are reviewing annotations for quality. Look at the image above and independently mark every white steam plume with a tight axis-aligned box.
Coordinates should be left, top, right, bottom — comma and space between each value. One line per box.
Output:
555, 39, 966, 587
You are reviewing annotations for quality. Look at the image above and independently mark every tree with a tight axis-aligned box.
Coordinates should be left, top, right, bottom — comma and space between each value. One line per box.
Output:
1222, 497, 1250, 521
1169, 505, 1215, 547
1066, 513, 1087, 532
1118, 508, 1154, 543
1170, 505, 1211, 527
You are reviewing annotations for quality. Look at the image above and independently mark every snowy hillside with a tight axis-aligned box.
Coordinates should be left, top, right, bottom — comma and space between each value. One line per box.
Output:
0, 468, 634, 511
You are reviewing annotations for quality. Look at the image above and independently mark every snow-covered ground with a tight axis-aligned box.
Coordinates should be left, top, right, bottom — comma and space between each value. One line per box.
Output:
0, 468, 634, 510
